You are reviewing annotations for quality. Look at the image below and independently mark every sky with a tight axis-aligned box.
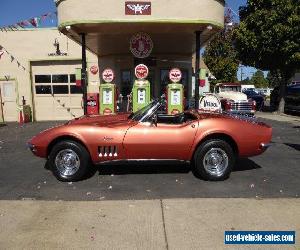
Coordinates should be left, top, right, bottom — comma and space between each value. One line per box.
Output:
0, 0, 262, 80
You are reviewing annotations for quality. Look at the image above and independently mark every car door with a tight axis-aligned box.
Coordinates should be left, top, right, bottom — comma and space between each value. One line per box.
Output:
123, 119, 198, 160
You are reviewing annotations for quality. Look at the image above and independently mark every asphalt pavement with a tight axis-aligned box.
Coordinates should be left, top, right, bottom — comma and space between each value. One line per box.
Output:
0, 116, 299, 201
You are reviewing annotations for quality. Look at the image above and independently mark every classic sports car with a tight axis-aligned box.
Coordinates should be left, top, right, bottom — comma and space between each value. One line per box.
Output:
28, 101, 272, 182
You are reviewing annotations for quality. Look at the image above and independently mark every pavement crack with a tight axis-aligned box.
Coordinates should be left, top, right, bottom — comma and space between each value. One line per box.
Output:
160, 199, 169, 250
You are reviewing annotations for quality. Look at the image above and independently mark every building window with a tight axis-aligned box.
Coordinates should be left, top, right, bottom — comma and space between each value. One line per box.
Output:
52, 74, 69, 83
52, 85, 69, 94
160, 70, 169, 93
121, 70, 132, 96
35, 85, 52, 94
69, 74, 76, 83
35, 75, 51, 83
70, 85, 83, 94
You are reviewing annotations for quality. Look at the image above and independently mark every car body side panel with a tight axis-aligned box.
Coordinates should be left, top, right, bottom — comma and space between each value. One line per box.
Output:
29, 120, 136, 163
123, 121, 198, 160
189, 115, 272, 159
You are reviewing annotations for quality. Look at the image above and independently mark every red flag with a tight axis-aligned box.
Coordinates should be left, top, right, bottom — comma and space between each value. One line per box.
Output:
29, 18, 39, 27
0, 50, 4, 59
21, 20, 30, 26
41, 13, 50, 20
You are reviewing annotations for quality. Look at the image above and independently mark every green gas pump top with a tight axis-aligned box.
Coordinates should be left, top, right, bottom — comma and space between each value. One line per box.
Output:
167, 68, 184, 115
100, 68, 116, 115
132, 64, 151, 112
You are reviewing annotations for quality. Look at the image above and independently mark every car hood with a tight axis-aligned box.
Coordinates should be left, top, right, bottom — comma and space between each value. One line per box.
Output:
217, 91, 248, 101
67, 113, 131, 126
247, 94, 264, 100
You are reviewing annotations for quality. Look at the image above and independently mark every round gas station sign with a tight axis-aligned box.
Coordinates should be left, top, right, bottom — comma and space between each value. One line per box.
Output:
199, 94, 222, 112
130, 32, 153, 59
102, 68, 114, 83
90, 65, 99, 75
135, 64, 149, 79
169, 68, 182, 83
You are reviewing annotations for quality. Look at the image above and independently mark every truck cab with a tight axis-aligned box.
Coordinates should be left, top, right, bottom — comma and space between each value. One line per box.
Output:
214, 83, 256, 115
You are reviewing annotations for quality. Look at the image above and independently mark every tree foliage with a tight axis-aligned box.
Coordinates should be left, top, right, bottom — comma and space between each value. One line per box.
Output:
251, 70, 269, 88
234, 0, 300, 112
203, 14, 239, 84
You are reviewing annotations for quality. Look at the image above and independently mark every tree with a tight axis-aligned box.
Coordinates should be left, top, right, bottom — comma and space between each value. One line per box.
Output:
234, 0, 300, 112
240, 77, 251, 85
203, 11, 239, 87
266, 71, 281, 88
251, 70, 268, 88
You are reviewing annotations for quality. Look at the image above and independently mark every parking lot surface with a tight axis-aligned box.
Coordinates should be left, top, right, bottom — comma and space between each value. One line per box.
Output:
0, 117, 299, 201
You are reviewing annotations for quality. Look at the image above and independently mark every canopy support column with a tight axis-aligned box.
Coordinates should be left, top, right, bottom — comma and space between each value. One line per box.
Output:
81, 33, 88, 115
195, 31, 201, 110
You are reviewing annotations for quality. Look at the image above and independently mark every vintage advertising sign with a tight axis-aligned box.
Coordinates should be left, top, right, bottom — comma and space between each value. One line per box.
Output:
135, 64, 149, 79
90, 65, 99, 75
75, 68, 82, 87
125, 2, 151, 15
130, 32, 153, 58
199, 94, 222, 112
169, 68, 182, 83
102, 68, 114, 83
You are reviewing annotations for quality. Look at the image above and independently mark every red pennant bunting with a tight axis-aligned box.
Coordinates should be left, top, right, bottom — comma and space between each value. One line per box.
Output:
29, 18, 38, 27
0, 50, 4, 59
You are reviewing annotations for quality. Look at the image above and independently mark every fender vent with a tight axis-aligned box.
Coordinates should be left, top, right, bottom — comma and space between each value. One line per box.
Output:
98, 146, 118, 158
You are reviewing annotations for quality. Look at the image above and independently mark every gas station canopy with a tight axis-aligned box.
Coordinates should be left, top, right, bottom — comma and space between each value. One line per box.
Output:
56, 0, 225, 55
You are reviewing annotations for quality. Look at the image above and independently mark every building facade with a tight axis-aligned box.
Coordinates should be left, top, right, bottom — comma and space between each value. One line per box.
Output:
0, 0, 224, 122
0, 29, 98, 121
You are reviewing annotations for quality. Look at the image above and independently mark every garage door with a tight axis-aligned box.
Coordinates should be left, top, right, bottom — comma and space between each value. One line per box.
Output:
32, 61, 84, 121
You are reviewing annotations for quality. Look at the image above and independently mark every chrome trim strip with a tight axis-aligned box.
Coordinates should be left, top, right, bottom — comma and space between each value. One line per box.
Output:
96, 159, 190, 165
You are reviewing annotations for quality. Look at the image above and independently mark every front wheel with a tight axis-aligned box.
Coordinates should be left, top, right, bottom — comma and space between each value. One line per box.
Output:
48, 140, 91, 182
193, 139, 235, 181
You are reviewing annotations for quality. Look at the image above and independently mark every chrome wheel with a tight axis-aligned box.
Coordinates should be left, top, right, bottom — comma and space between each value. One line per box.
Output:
55, 149, 80, 177
203, 148, 228, 177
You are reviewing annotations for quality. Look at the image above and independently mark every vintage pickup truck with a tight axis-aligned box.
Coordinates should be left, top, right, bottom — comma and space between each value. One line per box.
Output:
214, 83, 256, 115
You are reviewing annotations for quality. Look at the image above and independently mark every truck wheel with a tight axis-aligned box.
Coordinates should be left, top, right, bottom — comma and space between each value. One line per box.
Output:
193, 139, 235, 181
48, 140, 91, 182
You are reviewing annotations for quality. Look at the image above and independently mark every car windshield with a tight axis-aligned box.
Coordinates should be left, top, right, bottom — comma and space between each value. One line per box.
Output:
128, 101, 160, 121
220, 86, 241, 92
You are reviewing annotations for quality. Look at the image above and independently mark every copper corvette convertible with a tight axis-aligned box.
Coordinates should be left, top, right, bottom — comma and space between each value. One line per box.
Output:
28, 101, 272, 181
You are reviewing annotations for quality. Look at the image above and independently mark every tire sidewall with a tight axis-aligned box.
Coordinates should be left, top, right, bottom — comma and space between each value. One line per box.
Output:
48, 140, 90, 182
193, 139, 235, 181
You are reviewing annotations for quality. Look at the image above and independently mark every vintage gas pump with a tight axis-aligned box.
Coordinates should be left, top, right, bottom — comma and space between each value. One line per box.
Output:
99, 68, 117, 115
166, 68, 184, 115
132, 64, 151, 112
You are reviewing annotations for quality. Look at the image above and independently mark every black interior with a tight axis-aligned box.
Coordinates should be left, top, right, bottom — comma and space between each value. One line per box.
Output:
156, 113, 197, 124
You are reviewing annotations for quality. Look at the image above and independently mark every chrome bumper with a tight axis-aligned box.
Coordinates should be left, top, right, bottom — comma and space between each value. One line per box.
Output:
260, 143, 272, 150
26, 143, 36, 152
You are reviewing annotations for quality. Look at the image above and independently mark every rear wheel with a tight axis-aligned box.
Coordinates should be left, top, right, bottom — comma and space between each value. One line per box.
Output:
193, 139, 235, 181
48, 140, 91, 182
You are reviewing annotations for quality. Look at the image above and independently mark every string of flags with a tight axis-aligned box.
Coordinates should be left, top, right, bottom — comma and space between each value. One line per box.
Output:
0, 45, 27, 71
0, 45, 76, 117
0, 12, 57, 32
